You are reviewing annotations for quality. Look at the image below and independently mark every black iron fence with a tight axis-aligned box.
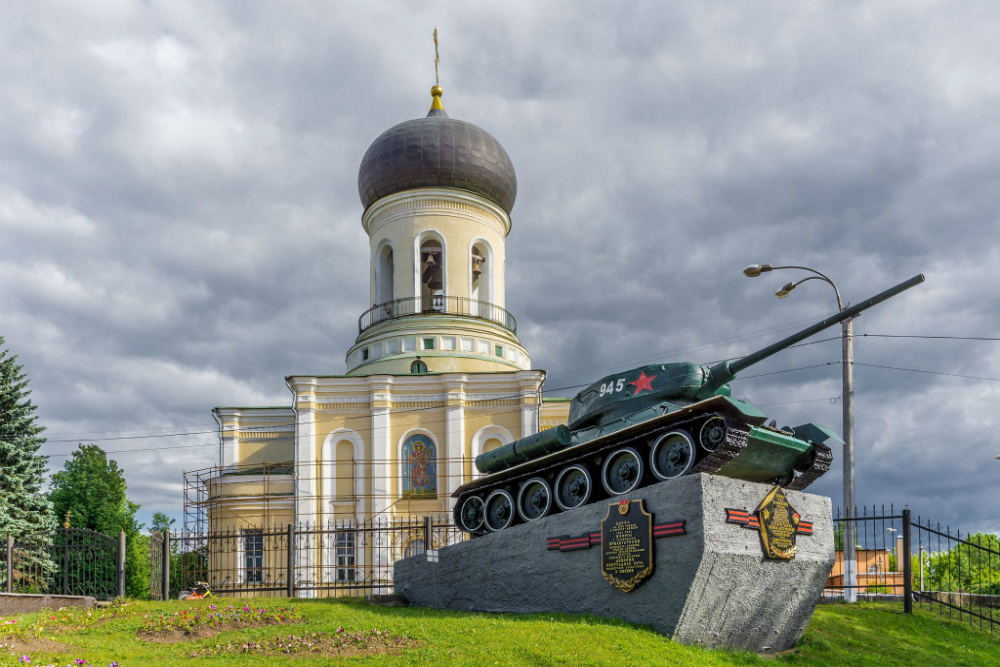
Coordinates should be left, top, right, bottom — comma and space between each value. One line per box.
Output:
827, 505, 999, 637
358, 296, 517, 334
154, 515, 463, 600
1, 528, 125, 601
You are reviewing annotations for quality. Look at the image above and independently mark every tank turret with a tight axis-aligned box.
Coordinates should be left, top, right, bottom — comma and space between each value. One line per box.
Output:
455, 274, 924, 534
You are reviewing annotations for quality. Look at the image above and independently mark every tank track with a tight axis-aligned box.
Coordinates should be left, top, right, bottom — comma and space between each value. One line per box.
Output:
786, 442, 832, 491
690, 420, 750, 476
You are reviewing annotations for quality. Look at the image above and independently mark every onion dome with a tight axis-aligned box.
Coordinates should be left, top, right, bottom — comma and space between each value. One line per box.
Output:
358, 85, 517, 213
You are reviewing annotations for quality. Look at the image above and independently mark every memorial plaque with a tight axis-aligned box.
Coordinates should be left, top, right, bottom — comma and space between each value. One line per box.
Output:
754, 486, 801, 560
600, 498, 654, 592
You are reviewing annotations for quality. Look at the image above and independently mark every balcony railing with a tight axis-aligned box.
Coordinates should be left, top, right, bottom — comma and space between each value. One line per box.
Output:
358, 296, 517, 334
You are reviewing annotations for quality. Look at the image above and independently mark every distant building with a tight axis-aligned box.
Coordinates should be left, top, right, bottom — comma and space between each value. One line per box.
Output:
826, 536, 906, 595
195, 84, 571, 564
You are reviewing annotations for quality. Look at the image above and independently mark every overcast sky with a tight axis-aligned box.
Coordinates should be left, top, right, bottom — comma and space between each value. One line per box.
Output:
2, 2, 998, 535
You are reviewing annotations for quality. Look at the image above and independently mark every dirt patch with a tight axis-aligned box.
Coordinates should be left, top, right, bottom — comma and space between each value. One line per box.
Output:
139, 617, 303, 643
0, 635, 72, 656
188, 632, 420, 658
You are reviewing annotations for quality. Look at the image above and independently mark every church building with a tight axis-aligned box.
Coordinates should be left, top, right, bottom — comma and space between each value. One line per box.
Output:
203, 83, 571, 539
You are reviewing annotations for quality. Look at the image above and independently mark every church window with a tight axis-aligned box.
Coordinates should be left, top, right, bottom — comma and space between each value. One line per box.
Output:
376, 243, 394, 306
419, 238, 444, 311
410, 358, 428, 374
495, 344, 503, 357
334, 532, 356, 582
423, 337, 435, 350
470, 241, 492, 317
404, 538, 426, 558
482, 437, 503, 453
335, 441, 355, 501
362, 348, 369, 361
243, 529, 263, 584
401, 434, 437, 498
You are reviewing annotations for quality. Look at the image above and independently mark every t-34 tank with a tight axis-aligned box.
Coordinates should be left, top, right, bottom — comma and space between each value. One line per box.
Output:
454, 274, 924, 534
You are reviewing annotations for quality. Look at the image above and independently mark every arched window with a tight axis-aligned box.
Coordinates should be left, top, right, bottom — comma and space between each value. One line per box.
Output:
403, 538, 426, 558
482, 437, 503, 454
410, 358, 428, 374
335, 441, 355, 501
375, 243, 394, 307
401, 433, 437, 498
470, 240, 492, 317
419, 238, 444, 312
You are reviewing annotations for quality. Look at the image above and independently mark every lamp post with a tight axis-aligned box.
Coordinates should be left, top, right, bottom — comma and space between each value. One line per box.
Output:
744, 263, 857, 602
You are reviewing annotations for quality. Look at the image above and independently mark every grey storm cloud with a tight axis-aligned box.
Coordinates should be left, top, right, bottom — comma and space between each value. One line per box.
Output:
1, 1, 999, 533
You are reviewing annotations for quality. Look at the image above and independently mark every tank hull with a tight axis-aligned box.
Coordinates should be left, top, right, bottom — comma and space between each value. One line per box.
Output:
452, 395, 832, 534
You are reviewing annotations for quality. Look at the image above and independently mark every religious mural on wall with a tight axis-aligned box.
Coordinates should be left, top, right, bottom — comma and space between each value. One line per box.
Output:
402, 434, 437, 498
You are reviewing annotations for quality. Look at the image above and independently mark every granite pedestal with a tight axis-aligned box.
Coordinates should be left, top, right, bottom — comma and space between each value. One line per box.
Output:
395, 474, 834, 651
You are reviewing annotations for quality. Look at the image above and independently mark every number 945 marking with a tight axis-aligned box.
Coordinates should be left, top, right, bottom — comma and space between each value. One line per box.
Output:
598, 379, 626, 397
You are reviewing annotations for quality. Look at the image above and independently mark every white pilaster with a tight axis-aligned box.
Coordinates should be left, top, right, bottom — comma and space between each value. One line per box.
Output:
444, 378, 467, 513
368, 378, 393, 583
219, 412, 240, 467
292, 382, 318, 597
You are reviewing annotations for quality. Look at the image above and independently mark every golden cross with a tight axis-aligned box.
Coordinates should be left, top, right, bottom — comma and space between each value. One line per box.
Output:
433, 28, 440, 85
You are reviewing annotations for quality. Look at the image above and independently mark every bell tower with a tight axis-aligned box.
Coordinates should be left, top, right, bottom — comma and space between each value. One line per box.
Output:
346, 84, 531, 376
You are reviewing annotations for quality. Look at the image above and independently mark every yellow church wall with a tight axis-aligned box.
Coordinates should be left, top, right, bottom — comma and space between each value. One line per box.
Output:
540, 398, 571, 430
237, 439, 293, 467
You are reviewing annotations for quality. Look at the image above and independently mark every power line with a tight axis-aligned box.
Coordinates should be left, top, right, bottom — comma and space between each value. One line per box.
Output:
33, 330, 992, 443
852, 362, 1000, 382
859, 334, 1000, 342
28, 331, 1000, 451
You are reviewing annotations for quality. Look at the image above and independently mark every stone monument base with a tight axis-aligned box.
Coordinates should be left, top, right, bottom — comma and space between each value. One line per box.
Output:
395, 474, 833, 651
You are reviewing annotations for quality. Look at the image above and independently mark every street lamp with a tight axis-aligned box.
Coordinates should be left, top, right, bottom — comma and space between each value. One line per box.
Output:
745, 263, 856, 601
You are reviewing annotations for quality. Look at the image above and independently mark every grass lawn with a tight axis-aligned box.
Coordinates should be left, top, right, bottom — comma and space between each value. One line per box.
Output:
0, 598, 995, 667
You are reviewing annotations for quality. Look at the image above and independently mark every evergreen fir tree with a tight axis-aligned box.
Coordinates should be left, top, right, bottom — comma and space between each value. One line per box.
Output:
0, 336, 55, 538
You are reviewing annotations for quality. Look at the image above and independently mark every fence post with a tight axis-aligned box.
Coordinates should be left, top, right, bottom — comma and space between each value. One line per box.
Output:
117, 531, 126, 599
5, 536, 12, 593
423, 515, 433, 553
286, 524, 295, 598
161, 529, 170, 601
902, 509, 912, 613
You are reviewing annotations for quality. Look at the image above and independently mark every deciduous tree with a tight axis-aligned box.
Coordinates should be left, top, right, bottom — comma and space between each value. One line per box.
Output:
49, 444, 147, 597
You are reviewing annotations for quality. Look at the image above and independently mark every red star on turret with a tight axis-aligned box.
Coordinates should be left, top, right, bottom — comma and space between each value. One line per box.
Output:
629, 371, 656, 395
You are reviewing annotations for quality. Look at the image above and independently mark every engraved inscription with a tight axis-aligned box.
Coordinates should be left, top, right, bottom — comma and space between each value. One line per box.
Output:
601, 499, 654, 592
605, 520, 646, 576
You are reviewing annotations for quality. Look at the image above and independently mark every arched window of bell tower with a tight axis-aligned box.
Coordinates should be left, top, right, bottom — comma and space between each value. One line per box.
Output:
375, 241, 394, 306
470, 240, 493, 314
416, 232, 446, 312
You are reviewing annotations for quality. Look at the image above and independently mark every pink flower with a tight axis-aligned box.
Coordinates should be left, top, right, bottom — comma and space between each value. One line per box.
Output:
19, 656, 29, 664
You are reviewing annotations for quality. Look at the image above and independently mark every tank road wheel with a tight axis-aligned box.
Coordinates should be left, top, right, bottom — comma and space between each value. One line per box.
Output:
601, 447, 644, 495
516, 478, 553, 522
698, 417, 728, 452
484, 489, 516, 532
458, 495, 485, 533
554, 465, 593, 511
650, 431, 696, 480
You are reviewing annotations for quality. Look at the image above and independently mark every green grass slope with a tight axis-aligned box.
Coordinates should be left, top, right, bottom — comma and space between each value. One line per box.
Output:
0, 599, 995, 667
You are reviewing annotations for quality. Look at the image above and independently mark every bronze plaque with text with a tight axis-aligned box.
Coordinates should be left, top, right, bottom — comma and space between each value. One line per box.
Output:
755, 486, 801, 560
600, 498, 654, 592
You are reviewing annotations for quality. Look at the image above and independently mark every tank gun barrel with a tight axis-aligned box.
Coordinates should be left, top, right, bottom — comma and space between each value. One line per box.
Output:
700, 273, 925, 396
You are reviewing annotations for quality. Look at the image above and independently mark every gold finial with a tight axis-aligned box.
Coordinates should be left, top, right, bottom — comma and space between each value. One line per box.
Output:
63, 510, 72, 529
430, 28, 444, 111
